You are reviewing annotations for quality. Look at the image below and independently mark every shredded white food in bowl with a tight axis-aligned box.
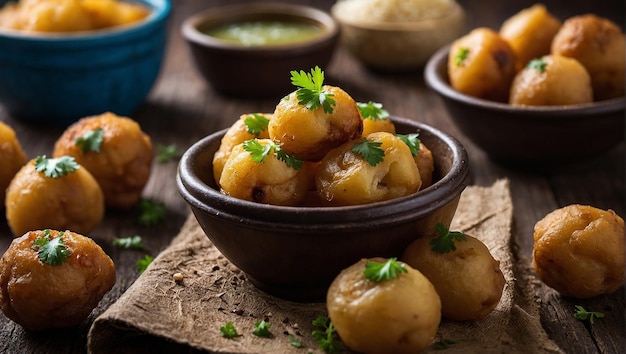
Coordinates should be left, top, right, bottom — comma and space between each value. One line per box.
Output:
332, 0, 457, 23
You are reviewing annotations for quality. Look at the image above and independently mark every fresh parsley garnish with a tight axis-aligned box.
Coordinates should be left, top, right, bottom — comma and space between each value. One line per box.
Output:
156, 144, 178, 164
363, 258, 407, 282
137, 199, 166, 226
430, 223, 467, 253
75, 128, 103, 153
244, 114, 270, 135
352, 139, 385, 166
288, 335, 303, 348
32, 229, 71, 266
434, 337, 460, 350
220, 322, 239, 338
34, 155, 80, 178
312, 316, 342, 354
136, 254, 153, 273
113, 235, 143, 250
454, 47, 469, 66
290, 66, 336, 114
357, 101, 389, 121
574, 305, 605, 325
396, 133, 421, 157
527, 57, 547, 73
242, 139, 303, 170
252, 320, 272, 337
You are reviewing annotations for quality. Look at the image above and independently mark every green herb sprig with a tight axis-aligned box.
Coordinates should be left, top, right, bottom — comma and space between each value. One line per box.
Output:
352, 139, 385, 166
290, 66, 336, 114
242, 139, 303, 170
136, 255, 154, 273
137, 199, 166, 226
312, 316, 342, 354
252, 320, 272, 337
396, 133, 421, 157
113, 235, 144, 250
32, 229, 71, 266
288, 335, 303, 348
430, 223, 467, 253
574, 305, 605, 325
156, 144, 178, 164
527, 57, 547, 73
454, 47, 469, 66
75, 128, 103, 153
34, 155, 80, 178
220, 322, 239, 339
244, 114, 270, 135
363, 258, 407, 282
357, 101, 389, 121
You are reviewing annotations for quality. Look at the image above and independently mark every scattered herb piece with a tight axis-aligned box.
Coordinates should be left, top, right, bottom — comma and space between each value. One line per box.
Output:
357, 101, 389, 121
156, 144, 178, 163
288, 334, 303, 348
253, 320, 272, 337
363, 257, 407, 282
32, 229, 71, 266
430, 223, 467, 253
352, 139, 385, 166
75, 128, 103, 153
396, 133, 421, 157
34, 155, 80, 178
312, 316, 342, 354
242, 139, 303, 170
290, 66, 336, 114
220, 322, 239, 339
244, 114, 270, 135
136, 255, 153, 273
113, 235, 143, 250
527, 57, 547, 73
574, 305, 605, 325
137, 199, 166, 226
454, 47, 469, 66
434, 337, 459, 350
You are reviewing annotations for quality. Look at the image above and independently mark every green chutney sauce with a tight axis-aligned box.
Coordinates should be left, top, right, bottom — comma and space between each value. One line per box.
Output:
203, 21, 322, 46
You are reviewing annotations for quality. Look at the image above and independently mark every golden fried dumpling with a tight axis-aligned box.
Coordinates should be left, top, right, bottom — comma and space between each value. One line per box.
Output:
0, 121, 27, 206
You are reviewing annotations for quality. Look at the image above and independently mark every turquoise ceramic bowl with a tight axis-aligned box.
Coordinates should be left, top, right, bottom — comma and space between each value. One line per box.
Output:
0, 0, 170, 126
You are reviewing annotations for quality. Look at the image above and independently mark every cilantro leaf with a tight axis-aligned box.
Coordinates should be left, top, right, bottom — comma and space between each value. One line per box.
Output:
113, 235, 144, 250
454, 47, 469, 67
434, 337, 460, 350
352, 139, 385, 166
574, 305, 605, 325
32, 230, 71, 266
290, 66, 336, 114
357, 101, 389, 121
527, 57, 547, 73
363, 258, 407, 282
136, 254, 153, 273
430, 223, 467, 253
312, 316, 342, 354
288, 335, 303, 348
75, 128, 103, 153
244, 114, 270, 135
34, 155, 80, 178
137, 199, 166, 226
396, 133, 421, 157
243, 139, 303, 170
220, 322, 239, 338
252, 320, 272, 337
156, 144, 178, 164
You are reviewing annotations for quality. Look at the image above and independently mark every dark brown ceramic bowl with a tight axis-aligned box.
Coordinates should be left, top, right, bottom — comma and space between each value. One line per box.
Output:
177, 116, 469, 301
425, 45, 626, 164
181, 3, 339, 97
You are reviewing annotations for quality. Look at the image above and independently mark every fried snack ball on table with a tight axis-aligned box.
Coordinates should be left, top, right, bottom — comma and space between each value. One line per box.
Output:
533, 204, 624, 298
53, 112, 153, 209
0, 229, 115, 331
499, 4, 562, 72
219, 139, 310, 206
448, 27, 516, 102
509, 54, 593, 106
5, 156, 104, 236
551, 14, 625, 100
315, 132, 421, 206
0, 121, 27, 207
213, 113, 272, 185
327, 258, 441, 354
402, 225, 505, 321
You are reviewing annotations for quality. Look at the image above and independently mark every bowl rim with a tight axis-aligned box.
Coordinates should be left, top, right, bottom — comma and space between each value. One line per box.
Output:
177, 116, 470, 230
331, 1, 464, 31
0, 0, 171, 42
181, 2, 339, 51
424, 44, 626, 118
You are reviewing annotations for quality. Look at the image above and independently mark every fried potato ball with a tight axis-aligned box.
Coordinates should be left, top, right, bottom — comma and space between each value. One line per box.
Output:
219, 139, 310, 206
509, 54, 593, 106
533, 204, 624, 299
0, 229, 115, 331
361, 116, 396, 137
415, 142, 434, 190
499, 4, 562, 72
5, 157, 104, 237
448, 27, 517, 102
402, 233, 505, 321
0, 121, 27, 207
327, 258, 441, 354
551, 14, 625, 100
269, 86, 363, 161
53, 112, 153, 209
315, 132, 421, 206
212, 113, 272, 185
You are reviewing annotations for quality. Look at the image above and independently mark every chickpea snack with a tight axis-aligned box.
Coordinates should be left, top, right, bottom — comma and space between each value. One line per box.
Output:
327, 258, 441, 354
533, 204, 624, 298
0, 229, 116, 331
0, 121, 27, 207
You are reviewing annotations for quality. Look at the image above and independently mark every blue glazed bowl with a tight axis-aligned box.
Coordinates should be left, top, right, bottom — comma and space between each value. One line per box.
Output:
0, 0, 171, 126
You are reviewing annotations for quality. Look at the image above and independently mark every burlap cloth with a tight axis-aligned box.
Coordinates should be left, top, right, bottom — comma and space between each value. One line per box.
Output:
87, 179, 563, 353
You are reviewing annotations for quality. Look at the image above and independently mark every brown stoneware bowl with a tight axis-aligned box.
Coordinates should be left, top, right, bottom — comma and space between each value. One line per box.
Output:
425, 45, 626, 164
177, 116, 469, 301
181, 3, 339, 97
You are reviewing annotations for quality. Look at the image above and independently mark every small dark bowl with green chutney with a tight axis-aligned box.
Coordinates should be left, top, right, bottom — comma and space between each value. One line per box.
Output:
181, 3, 340, 98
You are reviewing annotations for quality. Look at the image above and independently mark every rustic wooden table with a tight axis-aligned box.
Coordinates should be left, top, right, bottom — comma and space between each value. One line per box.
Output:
1, 0, 624, 353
